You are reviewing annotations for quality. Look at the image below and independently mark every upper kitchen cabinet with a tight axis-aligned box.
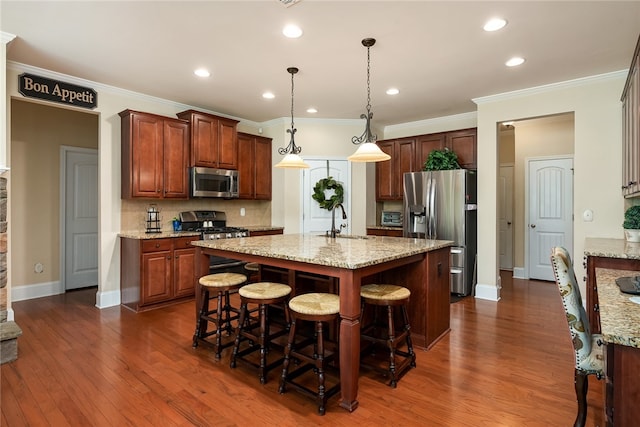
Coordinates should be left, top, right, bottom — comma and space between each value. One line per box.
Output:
176, 110, 240, 170
237, 132, 272, 200
416, 133, 446, 170
622, 35, 640, 197
120, 110, 190, 199
376, 138, 417, 200
446, 128, 477, 169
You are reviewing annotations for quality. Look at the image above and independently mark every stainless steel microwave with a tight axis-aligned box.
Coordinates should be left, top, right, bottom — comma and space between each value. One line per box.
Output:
190, 167, 239, 198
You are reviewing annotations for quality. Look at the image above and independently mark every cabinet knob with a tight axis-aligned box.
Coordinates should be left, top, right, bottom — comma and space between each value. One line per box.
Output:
594, 303, 599, 312
167, 256, 171, 260
155, 243, 160, 248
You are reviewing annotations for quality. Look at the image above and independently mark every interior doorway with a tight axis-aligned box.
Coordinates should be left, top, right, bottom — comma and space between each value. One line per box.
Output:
499, 165, 514, 270
61, 146, 98, 290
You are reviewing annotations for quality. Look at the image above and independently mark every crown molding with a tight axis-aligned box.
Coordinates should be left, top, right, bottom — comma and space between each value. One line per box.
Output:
383, 111, 477, 134
1, 32, 16, 45
6, 61, 263, 128
473, 70, 627, 105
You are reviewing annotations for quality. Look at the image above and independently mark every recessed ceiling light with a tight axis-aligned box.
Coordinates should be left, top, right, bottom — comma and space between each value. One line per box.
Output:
194, 68, 210, 78
306, 107, 317, 113
484, 18, 507, 32
282, 24, 303, 38
386, 88, 399, 95
262, 92, 275, 99
505, 57, 525, 67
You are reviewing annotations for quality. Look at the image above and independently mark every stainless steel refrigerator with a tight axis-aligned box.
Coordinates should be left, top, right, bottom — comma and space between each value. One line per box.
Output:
403, 170, 477, 296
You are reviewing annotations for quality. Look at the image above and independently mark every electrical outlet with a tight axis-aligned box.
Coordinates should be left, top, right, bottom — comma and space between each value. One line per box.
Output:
34, 262, 44, 273
240, 208, 246, 217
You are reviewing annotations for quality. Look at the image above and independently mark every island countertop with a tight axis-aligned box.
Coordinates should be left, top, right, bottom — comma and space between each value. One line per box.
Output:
191, 233, 453, 270
584, 237, 640, 260
596, 268, 640, 348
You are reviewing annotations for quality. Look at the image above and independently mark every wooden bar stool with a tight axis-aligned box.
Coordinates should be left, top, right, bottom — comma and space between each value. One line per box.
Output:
244, 262, 261, 282
278, 293, 341, 416
360, 284, 416, 388
192, 272, 247, 360
230, 282, 292, 384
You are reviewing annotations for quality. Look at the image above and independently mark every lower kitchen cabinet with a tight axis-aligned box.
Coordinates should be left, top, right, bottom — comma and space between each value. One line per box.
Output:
366, 227, 403, 237
121, 236, 198, 311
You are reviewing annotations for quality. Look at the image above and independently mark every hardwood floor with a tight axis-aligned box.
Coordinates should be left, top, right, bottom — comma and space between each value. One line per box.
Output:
2, 273, 604, 426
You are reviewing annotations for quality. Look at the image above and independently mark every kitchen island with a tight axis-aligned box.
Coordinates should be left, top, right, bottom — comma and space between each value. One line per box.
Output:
192, 233, 452, 412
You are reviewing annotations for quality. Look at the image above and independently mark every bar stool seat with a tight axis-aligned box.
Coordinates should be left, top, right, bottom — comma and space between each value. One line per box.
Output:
193, 273, 247, 360
244, 262, 261, 283
360, 284, 416, 388
230, 282, 292, 384
279, 293, 341, 416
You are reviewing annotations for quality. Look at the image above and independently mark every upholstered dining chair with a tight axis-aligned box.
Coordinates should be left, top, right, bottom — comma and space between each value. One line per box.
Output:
550, 246, 605, 427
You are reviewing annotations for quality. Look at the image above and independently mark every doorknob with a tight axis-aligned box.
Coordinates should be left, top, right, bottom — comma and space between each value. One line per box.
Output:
507, 221, 512, 226
530, 224, 536, 228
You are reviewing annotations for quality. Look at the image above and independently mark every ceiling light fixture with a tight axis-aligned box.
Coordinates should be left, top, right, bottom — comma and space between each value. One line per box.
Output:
262, 92, 275, 99
306, 107, 317, 113
194, 68, 210, 78
348, 38, 391, 163
506, 56, 525, 67
282, 24, 303, 38
386, 88, 399, 95
483, 18, 507, 32
275, 67, 310, 169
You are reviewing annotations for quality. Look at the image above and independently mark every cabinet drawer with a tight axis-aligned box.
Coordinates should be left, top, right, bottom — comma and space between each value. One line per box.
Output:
142, 239, 172, 252
173, 237, 198, 249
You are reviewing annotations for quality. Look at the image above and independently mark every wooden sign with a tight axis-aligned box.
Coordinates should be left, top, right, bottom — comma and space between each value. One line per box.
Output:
18, 73, 97, 109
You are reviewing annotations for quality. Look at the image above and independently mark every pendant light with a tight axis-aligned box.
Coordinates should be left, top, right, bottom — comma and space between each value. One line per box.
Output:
348, 38, 390, 163
275, 67, 310, 169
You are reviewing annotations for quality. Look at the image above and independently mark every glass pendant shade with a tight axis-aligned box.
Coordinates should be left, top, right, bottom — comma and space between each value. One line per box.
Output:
347, 142, 391, 162
275, 152, 309, 168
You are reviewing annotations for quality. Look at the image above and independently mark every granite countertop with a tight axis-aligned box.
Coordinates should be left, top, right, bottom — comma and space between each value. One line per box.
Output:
192, 233, 453, 270
118, 231, 201, 239
596, 268, 640, 348
584, 237, 640, 260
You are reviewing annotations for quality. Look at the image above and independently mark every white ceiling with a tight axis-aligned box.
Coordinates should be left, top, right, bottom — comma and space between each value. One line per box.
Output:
2, 1, 640, 126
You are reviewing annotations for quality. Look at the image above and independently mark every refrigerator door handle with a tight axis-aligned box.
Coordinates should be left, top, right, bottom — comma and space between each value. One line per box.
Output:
429, 177, 436, 239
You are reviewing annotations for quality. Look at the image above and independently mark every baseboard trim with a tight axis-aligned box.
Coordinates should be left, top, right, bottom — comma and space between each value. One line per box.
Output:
513, 267, 526, 279
474, 283, 501, 301
12, 281, 64, 302
95, 290, 120, 309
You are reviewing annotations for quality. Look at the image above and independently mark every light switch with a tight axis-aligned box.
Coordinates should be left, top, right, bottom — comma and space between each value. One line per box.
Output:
583, 209, 593, 222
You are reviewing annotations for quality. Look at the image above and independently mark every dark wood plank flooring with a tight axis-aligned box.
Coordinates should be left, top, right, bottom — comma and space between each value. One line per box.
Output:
1, 273, 604, 426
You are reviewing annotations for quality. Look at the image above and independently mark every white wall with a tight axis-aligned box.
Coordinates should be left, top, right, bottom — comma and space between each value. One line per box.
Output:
474, 72, 626, 300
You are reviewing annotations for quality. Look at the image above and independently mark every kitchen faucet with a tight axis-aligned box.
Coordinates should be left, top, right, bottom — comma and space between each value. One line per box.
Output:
328, 203, 347, 238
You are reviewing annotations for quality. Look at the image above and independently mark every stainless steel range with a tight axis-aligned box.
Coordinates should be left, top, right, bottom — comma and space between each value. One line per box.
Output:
179, 210, 249, 273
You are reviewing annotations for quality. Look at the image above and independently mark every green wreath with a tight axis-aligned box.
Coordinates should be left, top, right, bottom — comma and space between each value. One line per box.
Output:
312, 176, 344, 210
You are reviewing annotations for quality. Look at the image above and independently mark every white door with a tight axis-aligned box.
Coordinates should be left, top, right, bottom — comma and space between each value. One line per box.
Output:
63, 148, 98, 290
499, 165, 514, 270
527, 157, 573, 281
302, 159, 350, 235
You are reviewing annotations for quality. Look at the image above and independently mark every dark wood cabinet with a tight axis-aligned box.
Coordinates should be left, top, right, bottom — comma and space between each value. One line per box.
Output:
366, 227, 403, 237
621, 35, 640, 197
376, 138, 417, 200
121, 236, 198, 311
237, 132, 272, 200
120, 110, 190, 199
176, 110, 239, 169
376, 128, 477, 201
249, 228, 284, 237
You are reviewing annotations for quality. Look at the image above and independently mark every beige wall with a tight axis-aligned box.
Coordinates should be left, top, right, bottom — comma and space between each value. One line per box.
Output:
11, 99, 98, 286
512, 114, 574, 269
475, 73, 625, 300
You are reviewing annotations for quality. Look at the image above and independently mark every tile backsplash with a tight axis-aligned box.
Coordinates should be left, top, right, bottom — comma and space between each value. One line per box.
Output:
121, 199, 271, 232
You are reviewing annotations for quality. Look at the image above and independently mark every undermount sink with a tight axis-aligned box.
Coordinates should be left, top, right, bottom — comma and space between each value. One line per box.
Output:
317, 234, 369, 240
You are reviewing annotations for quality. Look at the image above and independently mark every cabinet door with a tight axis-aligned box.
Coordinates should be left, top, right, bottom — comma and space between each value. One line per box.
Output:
396, 139, 416, 197
191, 113, 218, 168
446, 129, 477, 169
141, 250, 172, 305
375, 140, 396, 200
254, 136, 272, 200
162, 119, 190, 199
130, 112, 164, 198
173, 247, 196, 298
237, 133, 255, 199
218, 118, 239, 170
416, 133, 445, 171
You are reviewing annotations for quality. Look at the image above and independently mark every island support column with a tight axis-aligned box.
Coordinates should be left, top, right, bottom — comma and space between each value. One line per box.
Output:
338, 269, 362, 412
